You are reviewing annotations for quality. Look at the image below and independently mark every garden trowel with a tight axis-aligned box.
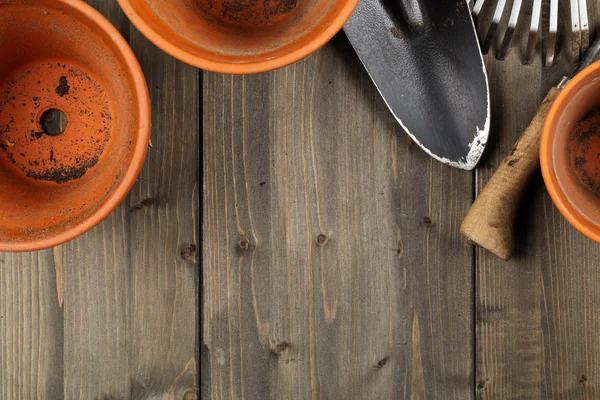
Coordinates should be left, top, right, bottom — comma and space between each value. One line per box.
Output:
344, 0, 490, 170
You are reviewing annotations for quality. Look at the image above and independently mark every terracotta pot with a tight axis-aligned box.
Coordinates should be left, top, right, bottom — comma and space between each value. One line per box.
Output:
116, 0, 359, 73
541, 60, 600, 243
0, 0, 150, 251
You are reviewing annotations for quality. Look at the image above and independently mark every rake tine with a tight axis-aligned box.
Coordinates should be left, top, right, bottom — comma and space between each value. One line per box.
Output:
571, 0, 582, 63
497, 0, 523, 60
481, 0, 507, 54
579, 0, 590, 57
472, 0, 486, 18
524, 0, 542, 65
545, 0, 558, 67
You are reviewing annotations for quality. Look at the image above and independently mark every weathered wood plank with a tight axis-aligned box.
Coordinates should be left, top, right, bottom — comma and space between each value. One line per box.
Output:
202, 34, 474, 399
60, 209, 131, 398
0, 1, 199, 398
476, 2, 600, 398
127, 25, 199, 399
0, 251, 64, 400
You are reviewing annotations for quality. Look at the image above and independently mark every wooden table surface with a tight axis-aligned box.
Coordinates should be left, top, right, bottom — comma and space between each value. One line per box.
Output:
202, 1, 600, 399
1, 1, 599, 399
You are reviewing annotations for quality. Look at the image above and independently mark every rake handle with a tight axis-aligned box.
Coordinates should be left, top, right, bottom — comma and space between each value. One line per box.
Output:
461, 87, 560, 260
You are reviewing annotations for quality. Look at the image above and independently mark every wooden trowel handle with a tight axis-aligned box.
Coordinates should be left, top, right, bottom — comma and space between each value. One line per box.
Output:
461, 87, 560, 260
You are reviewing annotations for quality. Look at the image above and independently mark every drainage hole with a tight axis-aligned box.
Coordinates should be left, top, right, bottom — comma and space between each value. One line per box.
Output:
40, 108, 68, 136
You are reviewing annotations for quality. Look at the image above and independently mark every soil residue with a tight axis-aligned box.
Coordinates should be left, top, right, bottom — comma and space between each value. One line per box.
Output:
55, 76, 70, 97
269, 0, 298, 15
26, 155, 99, 184
0, 62, 112, 185
570, 106, 600, 196
391, 27, 403, 39
200, 0, 302, 27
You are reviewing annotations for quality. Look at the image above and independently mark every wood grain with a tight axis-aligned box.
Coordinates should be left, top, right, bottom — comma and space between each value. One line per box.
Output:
476, 2, 600, 398
127, 21, 199, 400
202, 34, 474, 399
0, 1, 199, 398
0, 251, 63, 400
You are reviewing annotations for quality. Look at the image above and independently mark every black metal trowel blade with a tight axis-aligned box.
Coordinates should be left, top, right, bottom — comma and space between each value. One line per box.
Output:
344, 0, 490, 170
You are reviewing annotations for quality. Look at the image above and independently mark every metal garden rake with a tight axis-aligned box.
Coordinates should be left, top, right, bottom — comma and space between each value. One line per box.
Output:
470, 0, 590, 67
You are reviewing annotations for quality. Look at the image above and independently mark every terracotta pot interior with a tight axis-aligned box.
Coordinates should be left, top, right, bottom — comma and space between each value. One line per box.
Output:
123, 0, 342, 62
549, 75, 600, 235
0, 0, 140, 244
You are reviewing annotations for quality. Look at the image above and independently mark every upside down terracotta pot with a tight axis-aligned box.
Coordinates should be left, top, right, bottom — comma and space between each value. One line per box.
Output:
116, 0, 359, 73
0, 0, 150, 251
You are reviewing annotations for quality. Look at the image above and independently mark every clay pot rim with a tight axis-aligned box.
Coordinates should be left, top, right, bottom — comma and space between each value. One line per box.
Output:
0, 0, 151, 252
116, 0, 359, 74
540, 59, 600, 244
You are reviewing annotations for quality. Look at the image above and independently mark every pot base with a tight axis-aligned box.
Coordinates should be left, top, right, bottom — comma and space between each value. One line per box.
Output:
0, 0, 150, 251
0, 59, 113, 184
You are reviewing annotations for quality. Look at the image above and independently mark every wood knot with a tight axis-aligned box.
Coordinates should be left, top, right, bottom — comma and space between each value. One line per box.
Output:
422, 217, 432, 226
579, 374, 588, 386
375, 356, 388, 368
316, 234, 328, 246
130, 197, 156, 212
183, 388, 198, 400
215, 346, 226, 365
507, 158, 519, 167
180, 244, 196, 261
269, 341, 288, 355
238, 235, 250, 250
476, 380, 486, 390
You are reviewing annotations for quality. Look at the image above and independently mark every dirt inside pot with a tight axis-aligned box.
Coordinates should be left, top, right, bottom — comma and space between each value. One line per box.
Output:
197, 0, 306, 29
569, 106, 600, 197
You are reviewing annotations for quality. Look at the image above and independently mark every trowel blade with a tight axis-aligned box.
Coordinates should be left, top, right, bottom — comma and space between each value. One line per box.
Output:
344, 0, 490, 170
